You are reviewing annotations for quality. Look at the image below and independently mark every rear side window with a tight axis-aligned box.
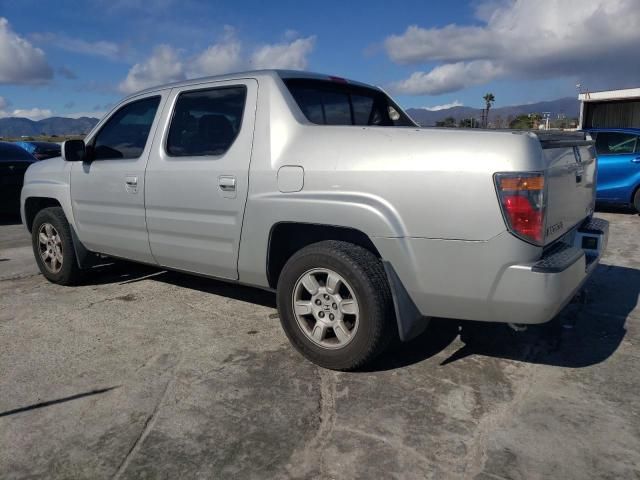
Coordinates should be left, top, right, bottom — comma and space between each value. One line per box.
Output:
594, 132, 638, 154
284, 78, 414, 127
93, 96, 160, 160
167, 86, 247, 157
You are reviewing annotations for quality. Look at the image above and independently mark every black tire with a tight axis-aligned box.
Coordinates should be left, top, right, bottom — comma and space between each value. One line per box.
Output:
277, 240, 395, 371
31, 207, 83, 285
633, 187, 640, 214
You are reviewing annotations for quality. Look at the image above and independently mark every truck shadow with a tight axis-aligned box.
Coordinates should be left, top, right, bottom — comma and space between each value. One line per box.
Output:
84, 262, 636, 371
368, 263, 637, 371
83, 261, 277, 309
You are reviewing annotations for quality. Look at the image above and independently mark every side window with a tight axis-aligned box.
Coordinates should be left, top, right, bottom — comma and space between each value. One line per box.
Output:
284, 78, 414, 127
93, 96, 160, 160
167, 86, 247, 157
594, 132, 638, 155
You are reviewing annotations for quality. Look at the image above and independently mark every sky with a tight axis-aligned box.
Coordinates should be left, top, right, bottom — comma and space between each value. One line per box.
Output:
1, 0, 639, 120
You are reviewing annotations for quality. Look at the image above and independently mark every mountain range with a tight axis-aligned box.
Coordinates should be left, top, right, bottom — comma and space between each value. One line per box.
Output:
406, 97, 580, 126
0, 116, 100, 138
0, 97, 581, 136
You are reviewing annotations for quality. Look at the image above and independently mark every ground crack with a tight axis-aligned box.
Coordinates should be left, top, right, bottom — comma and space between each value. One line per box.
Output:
111, 356, 181, 479
287, 368, 337, 478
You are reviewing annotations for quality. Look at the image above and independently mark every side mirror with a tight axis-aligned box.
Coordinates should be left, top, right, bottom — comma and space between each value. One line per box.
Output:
62, 139, 86, 162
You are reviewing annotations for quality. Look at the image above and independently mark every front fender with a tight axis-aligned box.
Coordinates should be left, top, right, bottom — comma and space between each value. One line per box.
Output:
20, 158, 75, 231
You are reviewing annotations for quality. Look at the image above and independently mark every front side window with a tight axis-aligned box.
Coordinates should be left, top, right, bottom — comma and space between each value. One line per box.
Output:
93, 96, 160, 160
284, 78, 414, 127
594, 132, 638, 155
167, 86, 247, 157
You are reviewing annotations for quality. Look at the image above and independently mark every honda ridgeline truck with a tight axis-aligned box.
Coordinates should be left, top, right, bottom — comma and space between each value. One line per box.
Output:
21, 70, 609, 370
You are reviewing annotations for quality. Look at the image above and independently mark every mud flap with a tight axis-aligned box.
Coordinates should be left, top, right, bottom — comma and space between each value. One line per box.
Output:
383, 261, 430, 341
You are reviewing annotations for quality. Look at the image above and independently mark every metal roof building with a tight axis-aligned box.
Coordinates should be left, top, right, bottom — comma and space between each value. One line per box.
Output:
578, 87, 640, 129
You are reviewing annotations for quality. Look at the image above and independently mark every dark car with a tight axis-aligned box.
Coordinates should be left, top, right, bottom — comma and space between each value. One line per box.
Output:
0, 142, 37, 214
15, 141, 62, 160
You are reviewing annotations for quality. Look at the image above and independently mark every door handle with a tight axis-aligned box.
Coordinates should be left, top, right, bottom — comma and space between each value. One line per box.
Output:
632, 157, 640, 164
125, 176, 138, 187
218, 176, 236, 191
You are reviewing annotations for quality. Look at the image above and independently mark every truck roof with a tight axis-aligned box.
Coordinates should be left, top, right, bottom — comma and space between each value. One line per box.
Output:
125, 69, 377, 100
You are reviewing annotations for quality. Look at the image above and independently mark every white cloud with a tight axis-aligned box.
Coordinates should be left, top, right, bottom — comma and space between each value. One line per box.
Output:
0, 97, 54, 120
0, 17, 53, 85
250, 36, 315, 70
32, 33, 127, 61
0, 107, 53, 120
422, 100, 463, 111
385, 0, 640, 95
118, 44, 185, 93
119, 31, 316, 94
65, 111, 106, 120
188, 27, 242, 77
391, 61, 503, 95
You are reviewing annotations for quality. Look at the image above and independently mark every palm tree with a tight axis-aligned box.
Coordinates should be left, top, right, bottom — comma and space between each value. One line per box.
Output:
483, 93, 495, 127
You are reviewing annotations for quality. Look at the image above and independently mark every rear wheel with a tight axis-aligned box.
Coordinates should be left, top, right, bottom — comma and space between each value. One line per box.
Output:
31, 207, 83, 285
633, 187, 640, 213
277, 240, 395, 370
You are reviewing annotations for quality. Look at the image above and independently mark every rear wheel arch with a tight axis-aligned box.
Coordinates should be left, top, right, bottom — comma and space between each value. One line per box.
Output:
266, 222, 381, 289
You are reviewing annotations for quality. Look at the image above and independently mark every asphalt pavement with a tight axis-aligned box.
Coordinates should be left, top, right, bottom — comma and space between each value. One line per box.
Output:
1, 211, 639, 479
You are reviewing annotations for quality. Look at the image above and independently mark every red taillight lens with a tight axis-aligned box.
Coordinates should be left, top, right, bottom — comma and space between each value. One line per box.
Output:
495, 173, 545, 245
503, 195, 543, 242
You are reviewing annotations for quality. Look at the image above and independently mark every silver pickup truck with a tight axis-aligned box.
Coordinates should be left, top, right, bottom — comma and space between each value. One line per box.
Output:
21, 70, 608, 370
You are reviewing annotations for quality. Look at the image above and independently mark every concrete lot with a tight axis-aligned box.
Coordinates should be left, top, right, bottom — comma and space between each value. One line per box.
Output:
1, 211, 639, 479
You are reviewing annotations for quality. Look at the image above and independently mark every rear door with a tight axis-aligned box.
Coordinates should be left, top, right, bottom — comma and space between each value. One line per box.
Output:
144, 79, 257, 279
593, 131, 639, 201
70, 92, 167, 262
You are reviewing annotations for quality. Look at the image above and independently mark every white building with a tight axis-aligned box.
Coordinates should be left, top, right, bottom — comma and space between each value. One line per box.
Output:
578, 87, 640, 129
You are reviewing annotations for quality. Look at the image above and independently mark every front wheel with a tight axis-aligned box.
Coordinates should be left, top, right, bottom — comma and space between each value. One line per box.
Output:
633, 187, 640, 213
277, 240, 395, 370
31, 207, 83, 285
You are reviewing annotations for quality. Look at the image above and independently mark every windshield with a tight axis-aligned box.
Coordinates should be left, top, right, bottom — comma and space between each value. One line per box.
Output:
283, 78, 415, 127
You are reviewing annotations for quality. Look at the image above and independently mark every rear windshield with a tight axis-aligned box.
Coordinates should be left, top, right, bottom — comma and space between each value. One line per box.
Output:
283, 78, 414, 127
0, 142, 36, 161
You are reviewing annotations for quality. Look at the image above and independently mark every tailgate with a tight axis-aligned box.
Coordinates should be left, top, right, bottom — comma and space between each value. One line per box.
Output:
538, 132, 596, 245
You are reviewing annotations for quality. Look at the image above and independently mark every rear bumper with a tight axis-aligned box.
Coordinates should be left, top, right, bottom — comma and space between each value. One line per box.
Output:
375, 217, 609, 340
490, 218, 608, 324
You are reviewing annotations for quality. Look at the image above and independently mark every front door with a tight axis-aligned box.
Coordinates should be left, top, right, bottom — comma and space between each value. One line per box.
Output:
70, 92, 166, 263
144, 79, 258, 279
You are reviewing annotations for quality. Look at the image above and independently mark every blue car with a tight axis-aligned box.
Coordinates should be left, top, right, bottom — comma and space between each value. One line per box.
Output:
587, 128, 640, 212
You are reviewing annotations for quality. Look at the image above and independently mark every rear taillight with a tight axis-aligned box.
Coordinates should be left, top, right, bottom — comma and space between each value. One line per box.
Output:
495, 172, 546, 245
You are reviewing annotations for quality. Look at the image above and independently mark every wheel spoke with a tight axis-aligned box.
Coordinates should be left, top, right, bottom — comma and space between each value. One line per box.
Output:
294, 300, 313, 316
301, 273, 320, 295
334, 322, 350, 344
39, 232, 48, 244
325, 272, 341, 295
340, 299, 358, 315
311, 322, 327, 342
44, 224, 53, 237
